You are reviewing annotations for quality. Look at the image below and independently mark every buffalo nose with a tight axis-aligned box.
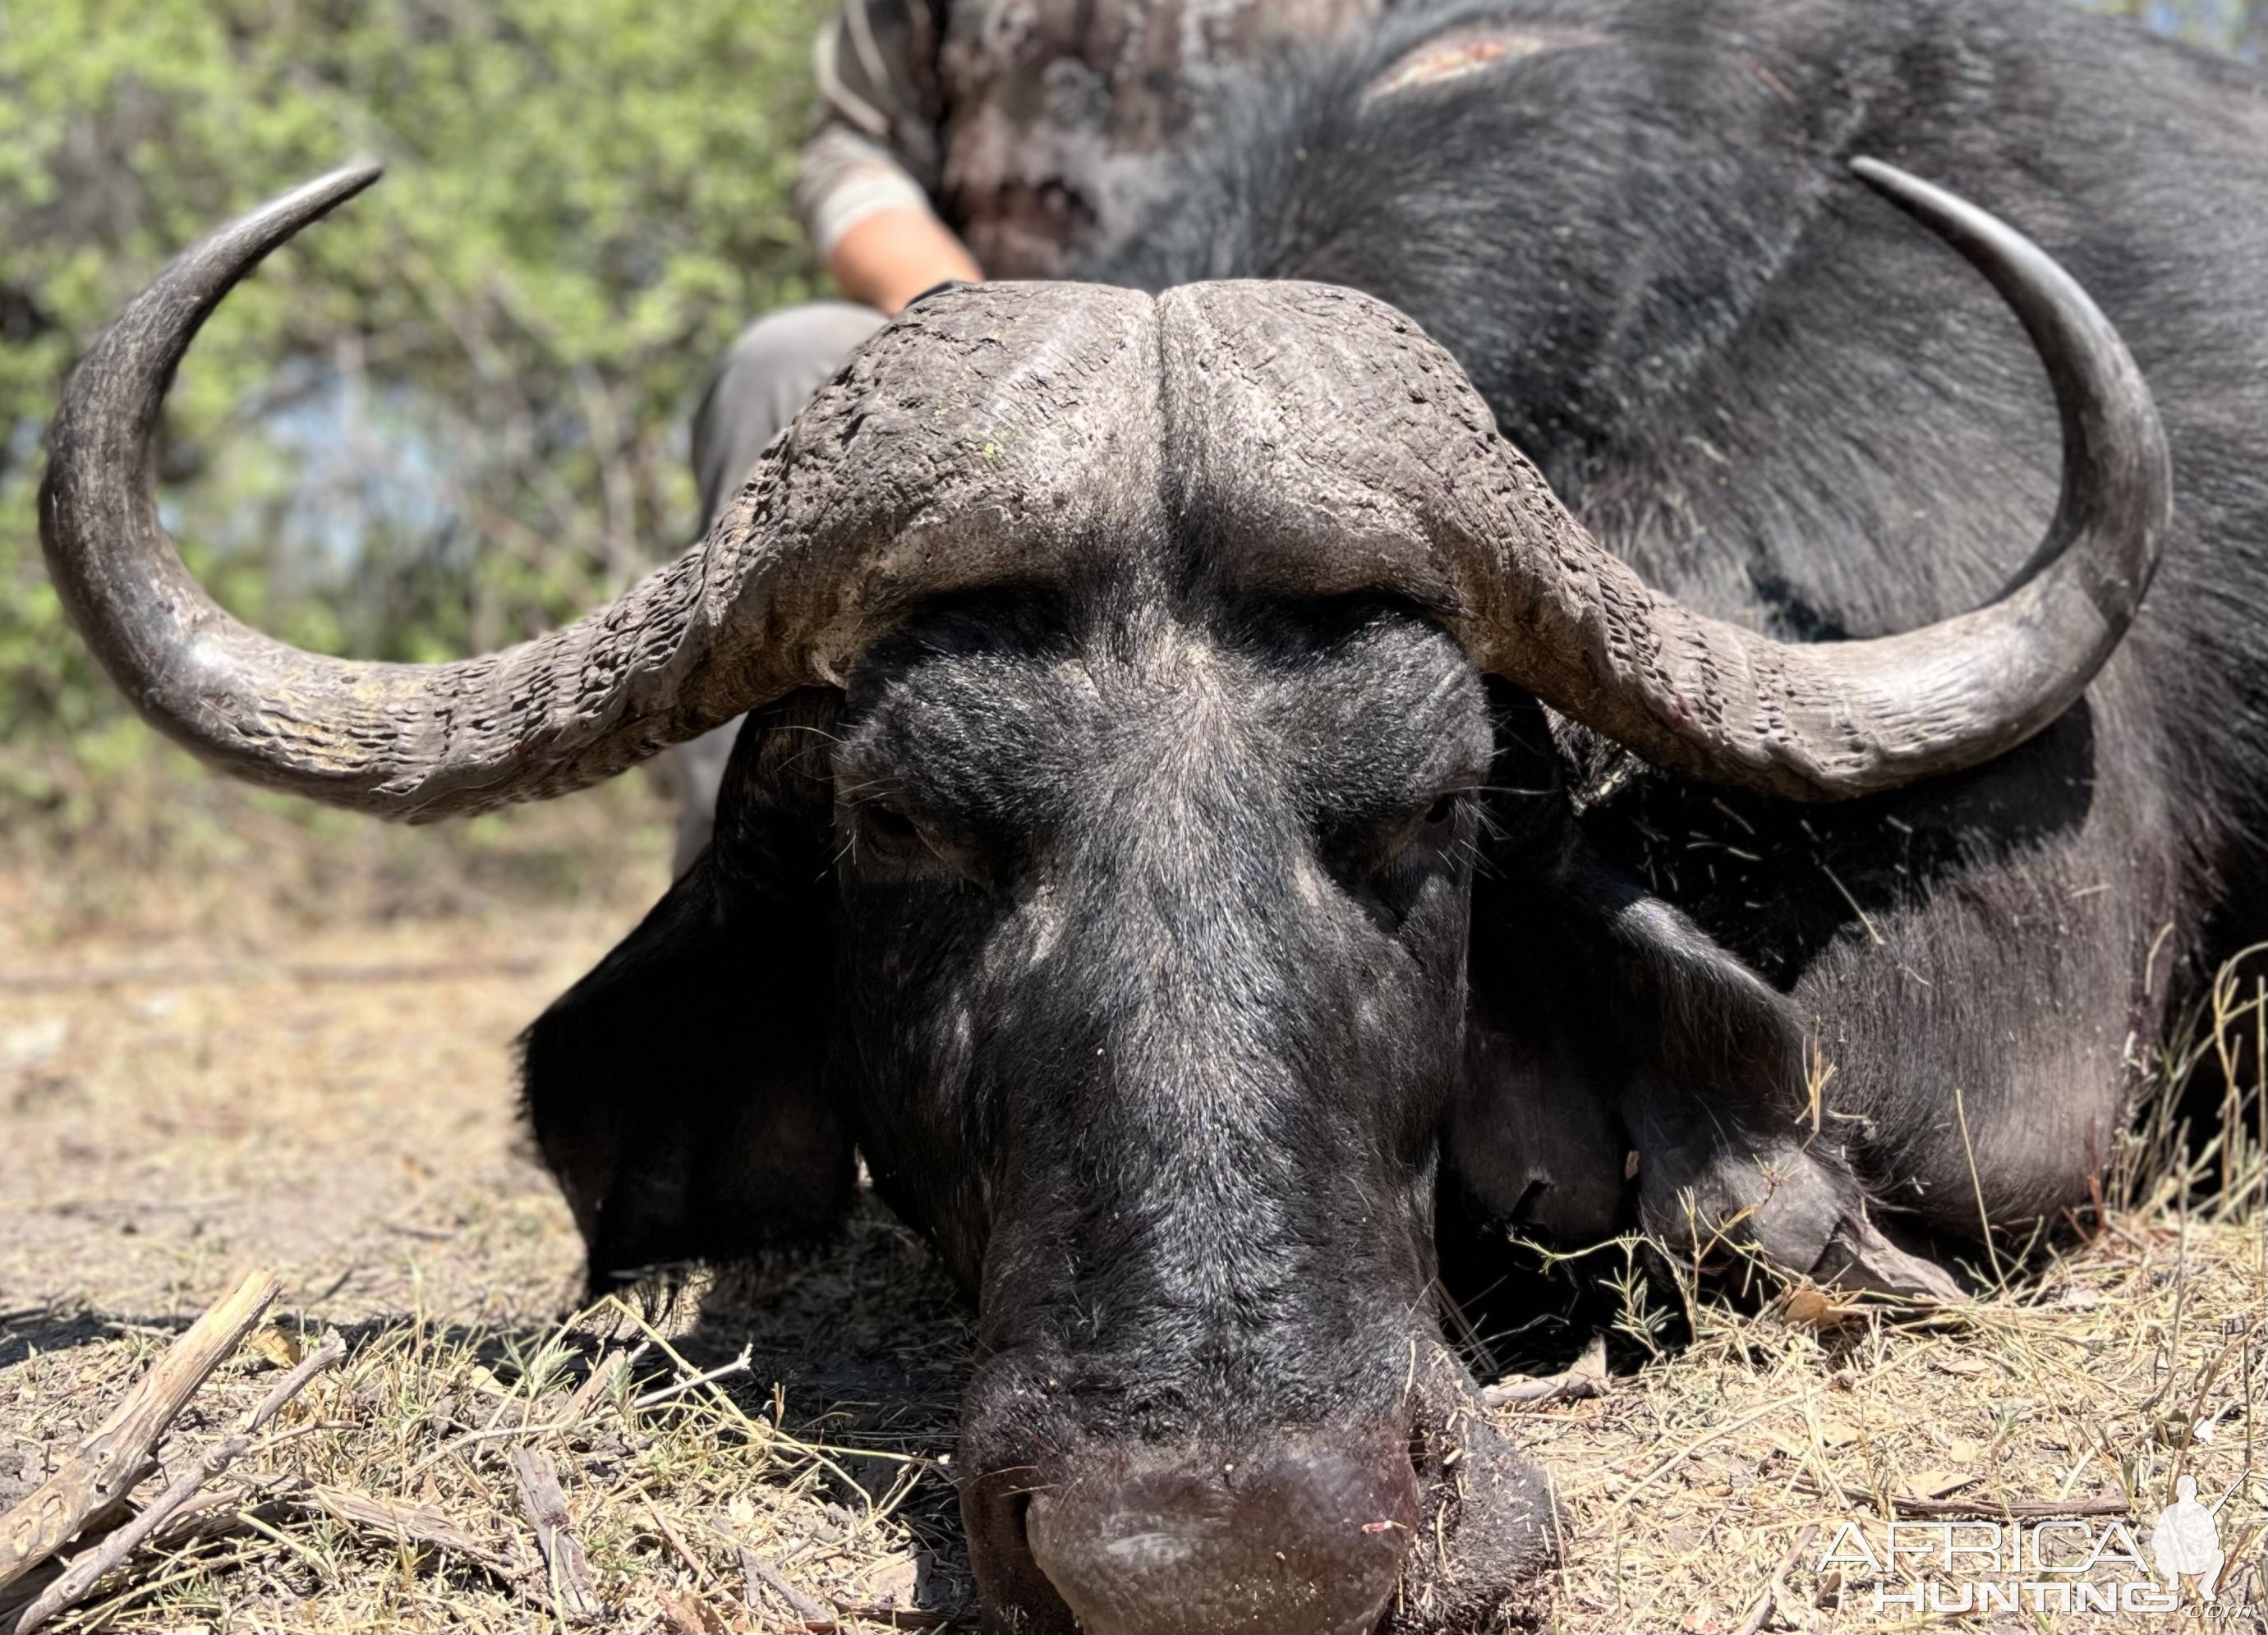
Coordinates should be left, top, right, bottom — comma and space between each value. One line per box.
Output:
1025, 1436, 1420, 1634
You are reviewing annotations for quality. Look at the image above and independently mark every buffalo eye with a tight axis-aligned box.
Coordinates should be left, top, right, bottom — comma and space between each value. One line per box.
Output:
867, 801, 921, 843
1405, 786, 1475, 851
1339, 785, 1473, 885
857, 797, 933, 861
852, 795, 989, 880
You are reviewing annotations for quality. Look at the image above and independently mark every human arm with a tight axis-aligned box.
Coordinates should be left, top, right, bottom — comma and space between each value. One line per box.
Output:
794, 0, 982, 315
827, 201, 982, 314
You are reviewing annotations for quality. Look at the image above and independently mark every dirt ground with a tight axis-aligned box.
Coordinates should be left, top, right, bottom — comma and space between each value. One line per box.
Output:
2, 783, 2264, 1633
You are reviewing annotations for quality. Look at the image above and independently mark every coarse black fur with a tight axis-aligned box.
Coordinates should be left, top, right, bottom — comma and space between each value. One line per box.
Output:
520, 690, 853, 1275
523, 2, 2268, 1627
1091, 0, 2268, 1245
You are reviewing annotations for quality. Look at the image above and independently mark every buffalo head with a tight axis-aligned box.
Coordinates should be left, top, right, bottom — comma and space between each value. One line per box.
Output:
40, 159, 2166, 1631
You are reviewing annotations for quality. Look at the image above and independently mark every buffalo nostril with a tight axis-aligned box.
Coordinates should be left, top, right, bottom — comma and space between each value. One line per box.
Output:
1026, 1436, 1421, 1635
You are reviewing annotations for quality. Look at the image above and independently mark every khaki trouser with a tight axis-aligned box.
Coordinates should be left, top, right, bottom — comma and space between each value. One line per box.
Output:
671, 301, 888, 875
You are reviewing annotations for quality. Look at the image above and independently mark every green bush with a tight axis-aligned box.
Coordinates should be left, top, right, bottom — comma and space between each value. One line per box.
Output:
0, 0, 830, 804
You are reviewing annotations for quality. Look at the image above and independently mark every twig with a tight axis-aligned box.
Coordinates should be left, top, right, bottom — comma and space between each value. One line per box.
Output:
8, 1330, 343, 1633
308, 1486, 515, 1575
648, 1506, 718, 1588
563, 1346, 637, 1423
8, 1537, 271, 1630
631, 1346, 752, 1411
1482, 1334, 1609, 1408
835, 1610, 963, 1630
512, 1446, 600, 1625
741, 1545, 835, 1630
146, 1482, 304, 1549
638, 1487, 739, 1629
1887, 1492, 2132, 1519
195, 1471, 515, 1576
382, 1220, 454, 1242
469, 1416, 579, 1444
1798, 1476, 2131, 1519
0, 1270, 281, 1592
1730, 1522, 1815, 1635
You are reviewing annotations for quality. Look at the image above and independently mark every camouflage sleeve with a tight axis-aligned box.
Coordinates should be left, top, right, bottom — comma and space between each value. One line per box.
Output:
794, 0, 950, 258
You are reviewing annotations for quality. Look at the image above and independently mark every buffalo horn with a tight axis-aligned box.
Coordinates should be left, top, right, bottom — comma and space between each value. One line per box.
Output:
1446, 157, 2171, 799
38, 165, 1155, 819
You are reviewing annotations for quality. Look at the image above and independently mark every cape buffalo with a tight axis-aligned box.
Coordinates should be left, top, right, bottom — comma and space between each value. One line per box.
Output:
38, 0, 2266, 1628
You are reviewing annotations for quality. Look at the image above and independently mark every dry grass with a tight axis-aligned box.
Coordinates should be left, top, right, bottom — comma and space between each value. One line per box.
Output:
2, 787, 2264, 1633
2, 1223, 976, 1633
1527, 1210, 2264, 1631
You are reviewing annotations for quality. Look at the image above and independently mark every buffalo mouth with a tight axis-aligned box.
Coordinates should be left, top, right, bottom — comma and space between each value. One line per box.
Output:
959, 1348, 1558, 1633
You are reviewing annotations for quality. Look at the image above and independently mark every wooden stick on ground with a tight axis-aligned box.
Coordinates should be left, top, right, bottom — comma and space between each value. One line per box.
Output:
1481, 1334, 1611, 1408
561, 1348, 632, 1425
7, 1331, 343, 1635
512, 1447, 600, 1625
742, 1546, 837, 1632
0, 1270, 281, 1594
647, 1506, 720, 1590
307, 1486, 516, 1576
1800, 1477, 2133, 1519
97, 1472, 515, 1578
1730, 1522, 1816, 1635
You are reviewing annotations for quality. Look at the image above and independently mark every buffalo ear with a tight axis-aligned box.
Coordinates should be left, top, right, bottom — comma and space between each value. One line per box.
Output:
1451, 774, 1957, 1298
1447, 686, 1810, 1243
519, 691, 852, 1288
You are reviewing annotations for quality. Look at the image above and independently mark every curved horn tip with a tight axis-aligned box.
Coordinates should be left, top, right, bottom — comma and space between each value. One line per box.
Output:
1847, 154, 1917, 195
1846, 155, 1997, 245
1847, 155, 2033, 264
267, 158, 387, 225
198, 162, 388, 262
170, 161, 387, 292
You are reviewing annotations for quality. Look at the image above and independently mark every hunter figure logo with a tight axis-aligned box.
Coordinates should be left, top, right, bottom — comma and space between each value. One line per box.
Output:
2150, 1475, 2228, 1601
